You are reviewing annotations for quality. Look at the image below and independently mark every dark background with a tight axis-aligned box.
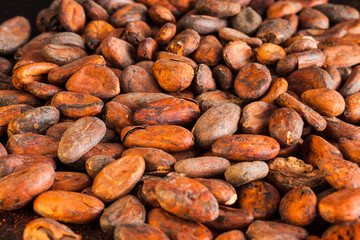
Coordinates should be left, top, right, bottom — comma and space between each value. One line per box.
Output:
0, 0, 360, 239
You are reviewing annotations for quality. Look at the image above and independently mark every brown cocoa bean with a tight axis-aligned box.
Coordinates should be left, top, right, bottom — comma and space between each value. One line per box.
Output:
33, 190, 104, 224
92, 156, 145, 202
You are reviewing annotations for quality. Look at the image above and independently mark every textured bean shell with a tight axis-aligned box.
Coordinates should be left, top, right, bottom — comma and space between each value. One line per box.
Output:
303, 135, 342, 168
7, 106, 59, 137
100, 195, 146, 234
267, 157, 327, 192
212, 134, 280, 161
0, 90, 42, 107
215, 230, 245, 240
286, 66, 334, 96
238, 180, 280, 219
0, 154, 55, 178
51, 91, 104, 119
121, 147, 176, 172
48, 55, 106, 85
41, 44, 88, 66
0, 163, 54, 211
49, 171, 92, 192
152, 59, 194, 92
279, 186, 317, 227
148, 208, 213, 240
85, 155, 116, 179
246, 220, 308, 240
58, 117, 106, 164
174, 157, 230, 178
240, 101, 277, 135
205, 206, 254, 231
155, 173, 219, 222
134, 97, 200, 126
269, 107, 304, 147
319, 188, 360, 223
121, 125, 194, 152
6, 133, 58, 157
92, 156, 145, 202
0, 105, 33, 136
192, 103, 241, 149
301, 88, 345, 117
111, 92, 173, 112
318, 157, 360, 190
23, 217, 81, 240
0, 16, 31, 55
225, 161, 269, 187
33, 190, 104, 224
114, 223, 170, 240
120, 65, 161, 93
234, 63, 272, 100
65, 64, 120, 100
196, 178, 237, 205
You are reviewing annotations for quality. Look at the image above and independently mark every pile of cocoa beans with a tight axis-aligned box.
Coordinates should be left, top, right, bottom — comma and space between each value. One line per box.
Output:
1, 0, 360, 239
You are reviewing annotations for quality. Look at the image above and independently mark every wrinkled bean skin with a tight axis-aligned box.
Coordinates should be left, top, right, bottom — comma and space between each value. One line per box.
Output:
0, 163, 55, 211
92, 156, 145, 202
238, 180, 280, 220
48, 55, 106, 85
134, 97, 200, 126
65, 64, 120, 100
85, 155, 115, 179
50, 171, 92, 192
155, 173, 219, 223
192, 103, 241, 149
318, 157, 360, 190
205, 206, 254, 231
0, 104, 33, 136
215, 230, 246, 240
225, 161, 269, 187
6, 133, 59, 157
114, 223, 170, 240
121, 125, 195, 152
269, 107, 304, 147
100, 195, 146, 234
33, 190, 104, 224
246, 220, 308, 240
175, 157, 230, 178
319, 188, 360, 224
58, 117, 106, 164
212, 134, 280, 161
279, 186, 317, 226
148, 208, 213, 240
23, 217, 81, 240
0, 154, 55, 178
7, 106, 60, 137
0, 16, 31, 55
267, 157, 327, 193
50, 91, 104, 119
196, 178, 237, 205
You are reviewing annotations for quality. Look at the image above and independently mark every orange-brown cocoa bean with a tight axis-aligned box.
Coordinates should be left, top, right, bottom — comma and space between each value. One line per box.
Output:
121, 125, 194, 152
155, 173, 219, 222
148, 208, 212, 240
100, 195, 146, 234
33, 190, 104, 224
0, 163, 55, 211
58, 117, 106, 164
92, 156, 145, 202
50, 171, 92, 192
238, 180, 280, 219
212, 134, 280, 161
279, 186, 317, 226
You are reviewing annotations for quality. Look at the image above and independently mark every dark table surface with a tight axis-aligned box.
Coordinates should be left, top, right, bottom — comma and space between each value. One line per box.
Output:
0, 0, 360, 239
